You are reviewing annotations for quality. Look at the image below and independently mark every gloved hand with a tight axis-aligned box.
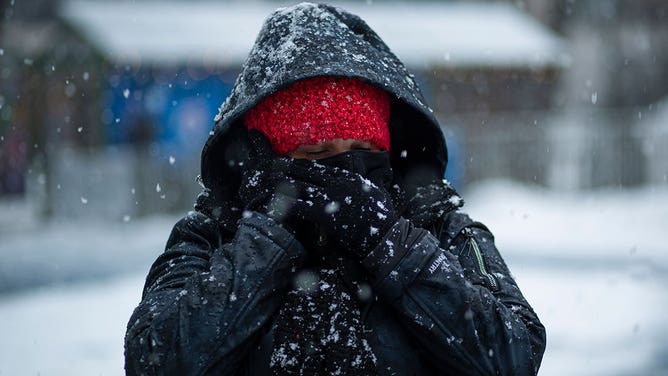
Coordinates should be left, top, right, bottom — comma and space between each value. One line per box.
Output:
403, 179, 464, 228
282, 159, 399, 259
193, 187, 238, 235
238, 131, 300, 223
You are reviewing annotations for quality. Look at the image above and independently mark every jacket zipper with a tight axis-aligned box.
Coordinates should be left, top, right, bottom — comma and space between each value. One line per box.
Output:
462, 228, 499, 292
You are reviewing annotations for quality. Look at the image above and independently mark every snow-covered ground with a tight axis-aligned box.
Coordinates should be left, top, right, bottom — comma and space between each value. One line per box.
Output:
467, 181, 668, 376
1, 180, 667, 375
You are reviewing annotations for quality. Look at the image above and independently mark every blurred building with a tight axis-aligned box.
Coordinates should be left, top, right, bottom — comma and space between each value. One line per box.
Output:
1, 0, 666, 221
0, 0, 567, 219
0, 0, 107, 220
1, 0, 239, 219
523, 0, 668, 189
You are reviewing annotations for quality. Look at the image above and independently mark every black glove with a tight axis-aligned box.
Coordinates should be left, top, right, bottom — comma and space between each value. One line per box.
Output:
282, 159, 399, 259
403, 180, 464, 228
193, 187, 239, 236
237, 131, 302, 225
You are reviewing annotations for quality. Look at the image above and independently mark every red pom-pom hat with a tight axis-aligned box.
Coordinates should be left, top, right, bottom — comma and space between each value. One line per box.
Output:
243, 77, 391, 155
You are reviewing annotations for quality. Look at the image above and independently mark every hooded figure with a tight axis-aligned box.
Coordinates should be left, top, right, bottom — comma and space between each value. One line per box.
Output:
125, 3, 546, 375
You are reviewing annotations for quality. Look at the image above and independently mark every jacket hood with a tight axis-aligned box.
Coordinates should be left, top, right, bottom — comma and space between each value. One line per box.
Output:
201, 2, 447, 197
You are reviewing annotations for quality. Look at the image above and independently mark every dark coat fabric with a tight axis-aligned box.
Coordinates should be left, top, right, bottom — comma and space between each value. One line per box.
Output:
125, 3, 546, 375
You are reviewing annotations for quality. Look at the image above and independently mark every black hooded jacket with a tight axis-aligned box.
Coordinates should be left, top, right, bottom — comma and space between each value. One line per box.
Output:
125, 3, 546, 375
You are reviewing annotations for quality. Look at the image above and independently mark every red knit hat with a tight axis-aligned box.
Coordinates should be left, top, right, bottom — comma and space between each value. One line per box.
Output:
243, 77, 390, 155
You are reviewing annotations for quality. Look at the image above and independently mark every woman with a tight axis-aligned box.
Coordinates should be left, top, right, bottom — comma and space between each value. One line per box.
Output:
125, 3, 546, 375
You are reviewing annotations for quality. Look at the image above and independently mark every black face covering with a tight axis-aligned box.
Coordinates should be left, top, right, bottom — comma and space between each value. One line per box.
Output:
291, 150, 395, 263
315, 150, 394, 190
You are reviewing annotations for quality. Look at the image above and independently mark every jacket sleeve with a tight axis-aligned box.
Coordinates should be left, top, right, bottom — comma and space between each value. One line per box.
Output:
361, 212, 546, 375
124, 210, 305, 375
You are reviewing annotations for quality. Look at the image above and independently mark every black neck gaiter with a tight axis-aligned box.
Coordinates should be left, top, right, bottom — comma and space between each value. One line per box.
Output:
315, 150, 394, 190
272, 151, 386, 375
293, 150, 395, 265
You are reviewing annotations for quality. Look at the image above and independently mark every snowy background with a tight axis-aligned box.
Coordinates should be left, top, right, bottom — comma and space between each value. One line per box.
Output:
2, 0, 668, 375
1, 179, 667, 376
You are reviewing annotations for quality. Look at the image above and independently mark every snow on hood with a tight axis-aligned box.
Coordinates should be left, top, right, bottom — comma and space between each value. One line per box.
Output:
200, 2, 447, 197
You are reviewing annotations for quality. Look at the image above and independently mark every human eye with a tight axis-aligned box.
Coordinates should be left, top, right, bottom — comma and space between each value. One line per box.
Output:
305, 148, 327, 155
352, 141, 373, 151
298, 144, 329, 157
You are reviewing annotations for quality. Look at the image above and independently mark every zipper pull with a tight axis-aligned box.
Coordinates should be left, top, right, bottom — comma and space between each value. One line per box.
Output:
462, 228, 499, 292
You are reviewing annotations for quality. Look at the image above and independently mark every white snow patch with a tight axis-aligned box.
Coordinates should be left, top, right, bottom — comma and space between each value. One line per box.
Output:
465, 179, 668, 265
59, 2, 567, 68
1, 181, 666, 375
